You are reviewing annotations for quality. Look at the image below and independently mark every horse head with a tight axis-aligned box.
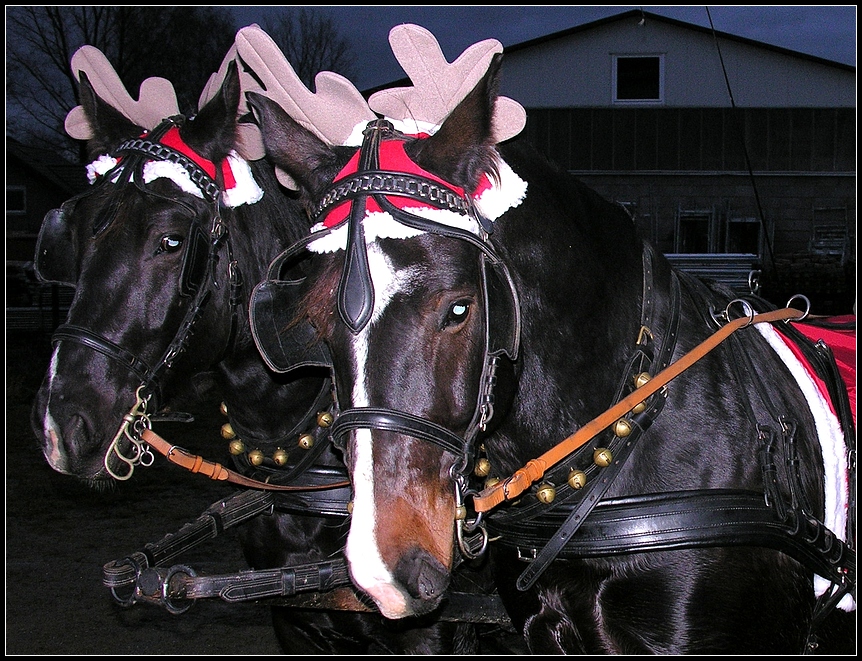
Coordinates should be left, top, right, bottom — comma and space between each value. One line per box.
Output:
241, 22, 546, 618
31, 45, 319, 484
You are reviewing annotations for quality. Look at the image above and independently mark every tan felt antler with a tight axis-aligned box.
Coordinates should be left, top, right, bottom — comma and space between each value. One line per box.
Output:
235, 24, 376, 147
368, 24, 526, 143
64, 45, 180, 140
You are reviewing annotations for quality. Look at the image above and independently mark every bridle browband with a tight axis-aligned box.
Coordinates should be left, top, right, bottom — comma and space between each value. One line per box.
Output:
47, 116, 242, 479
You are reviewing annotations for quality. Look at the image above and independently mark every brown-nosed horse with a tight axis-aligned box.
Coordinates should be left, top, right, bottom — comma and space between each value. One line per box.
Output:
247, 50, 855, 654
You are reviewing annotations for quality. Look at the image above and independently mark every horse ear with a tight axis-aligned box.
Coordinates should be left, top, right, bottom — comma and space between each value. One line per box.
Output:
182, 59, 240, 163
77, 71, 142, 160
407, 53, 502, 191
246, 90, 342, 204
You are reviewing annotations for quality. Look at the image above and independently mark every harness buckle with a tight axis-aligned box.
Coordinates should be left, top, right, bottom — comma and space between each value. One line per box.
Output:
517, 547, 537, 562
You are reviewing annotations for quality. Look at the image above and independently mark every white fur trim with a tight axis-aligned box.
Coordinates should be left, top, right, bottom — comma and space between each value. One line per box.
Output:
221, 151, 264, 207
475, 157, 528, 221
86, 155, 119, 184
343, 120, 370, 147
388, 117, 441, 137
307, 154, 527, 252
87, 150, 262, 208
308, 206, 480, 254
143, 161, 204, 198
756, 323, 854, 611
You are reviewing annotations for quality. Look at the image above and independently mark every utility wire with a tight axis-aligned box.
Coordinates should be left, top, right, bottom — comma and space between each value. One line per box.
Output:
705, 6, 776, 272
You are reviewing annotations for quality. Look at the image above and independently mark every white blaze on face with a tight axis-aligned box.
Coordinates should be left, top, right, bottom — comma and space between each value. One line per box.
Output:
343, 243, 419, 618
42, 347, 67, 471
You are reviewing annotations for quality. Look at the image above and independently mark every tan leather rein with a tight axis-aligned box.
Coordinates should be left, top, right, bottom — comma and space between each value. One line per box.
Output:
141, 428, 350, 491
471, 306, 804, 512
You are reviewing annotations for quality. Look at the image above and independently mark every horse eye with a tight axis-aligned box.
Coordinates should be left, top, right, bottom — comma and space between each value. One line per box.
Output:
157, 234, 184, 254
444, 300, 471, 328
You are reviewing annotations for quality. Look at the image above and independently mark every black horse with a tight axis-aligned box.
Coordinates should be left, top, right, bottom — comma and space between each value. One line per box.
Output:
29, 50, 484, 654
246, 51, 855, 653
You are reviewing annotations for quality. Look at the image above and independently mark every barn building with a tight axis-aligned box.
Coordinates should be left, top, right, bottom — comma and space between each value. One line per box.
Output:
494, 9, 855, 314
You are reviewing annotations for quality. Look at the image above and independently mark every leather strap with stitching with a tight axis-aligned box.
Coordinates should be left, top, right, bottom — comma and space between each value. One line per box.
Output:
141, 428, 350, 492
472, 306, 805, 513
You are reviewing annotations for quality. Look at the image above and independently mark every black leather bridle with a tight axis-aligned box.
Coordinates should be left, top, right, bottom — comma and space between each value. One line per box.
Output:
36, 117, 242, 477
251, 119, 521, 555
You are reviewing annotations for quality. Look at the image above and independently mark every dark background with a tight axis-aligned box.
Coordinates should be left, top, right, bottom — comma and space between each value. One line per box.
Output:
5, 332, 283, 654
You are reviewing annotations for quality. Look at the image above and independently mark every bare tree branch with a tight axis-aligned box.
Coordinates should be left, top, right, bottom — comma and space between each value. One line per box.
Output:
260, 8, 358, 91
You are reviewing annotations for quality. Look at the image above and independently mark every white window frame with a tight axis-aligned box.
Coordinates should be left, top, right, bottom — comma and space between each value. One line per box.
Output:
612, 54, 665, 105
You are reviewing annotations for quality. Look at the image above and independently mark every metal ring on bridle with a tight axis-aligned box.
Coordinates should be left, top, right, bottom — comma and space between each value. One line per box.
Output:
109, 555, 143, 608
785, 294, 811, 321
162, 565, 196, 615
725, 298, 756, 327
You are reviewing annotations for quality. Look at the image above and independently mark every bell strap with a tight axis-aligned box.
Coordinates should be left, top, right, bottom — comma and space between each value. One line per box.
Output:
472, 306, 806, 513
141, 428, 350, 492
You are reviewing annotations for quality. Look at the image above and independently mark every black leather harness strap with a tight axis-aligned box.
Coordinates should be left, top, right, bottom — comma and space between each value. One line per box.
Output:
330, 407, 470, 457
489, 489, 854, 587
513, 245, 680, 591
52, 324, 153, 383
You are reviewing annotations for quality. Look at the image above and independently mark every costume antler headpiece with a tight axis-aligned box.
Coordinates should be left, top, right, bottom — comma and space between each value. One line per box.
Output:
235, 24, 377, 148
235, 23, 525, 145
368, 24, 526, 142
64, 46, 180, 140
64, 45, 263, 209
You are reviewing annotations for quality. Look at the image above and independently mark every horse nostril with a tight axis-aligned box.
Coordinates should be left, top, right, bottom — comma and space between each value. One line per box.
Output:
395, 547, 450, 602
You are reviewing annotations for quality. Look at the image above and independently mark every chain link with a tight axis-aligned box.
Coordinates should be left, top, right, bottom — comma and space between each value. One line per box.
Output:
116, 138, 221, 202
313, 171, 470, 222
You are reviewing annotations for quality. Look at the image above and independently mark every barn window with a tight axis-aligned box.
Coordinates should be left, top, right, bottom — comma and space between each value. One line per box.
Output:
614, 55, 663, 103
7, 186, 26, 214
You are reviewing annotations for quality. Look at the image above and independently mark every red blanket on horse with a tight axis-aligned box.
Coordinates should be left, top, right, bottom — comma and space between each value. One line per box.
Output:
791, 314, 856, 427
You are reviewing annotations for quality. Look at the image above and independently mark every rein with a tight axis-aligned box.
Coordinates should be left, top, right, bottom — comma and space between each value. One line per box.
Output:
140, 427, 350, 492
472, 305, 807, 513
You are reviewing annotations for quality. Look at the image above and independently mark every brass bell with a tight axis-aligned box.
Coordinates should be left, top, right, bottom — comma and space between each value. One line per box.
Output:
220, 422, 236, 439
272, 448, 289, 466
228, 439, 245, 455
634, 372, 652, 388
567, 469, 587, 489
346, 501, 354, 514
455, 505, 467, 521
298, 433, 314, 450
613, 418, 633, 438
474, 457, 491, 477
317, 412, 334, 428
248, 449, 264, 466
536, 483, 556, 504
484, 476, 501, 489
631, 401, 647, 414
593, 448, 613, 467
219, 401, 229, 417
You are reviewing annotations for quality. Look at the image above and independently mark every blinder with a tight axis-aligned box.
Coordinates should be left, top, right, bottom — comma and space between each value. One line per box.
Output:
482, 253, 520, 361
35, 202, 79, 287
179, 219, 212, 298
250, 243, 333, 375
